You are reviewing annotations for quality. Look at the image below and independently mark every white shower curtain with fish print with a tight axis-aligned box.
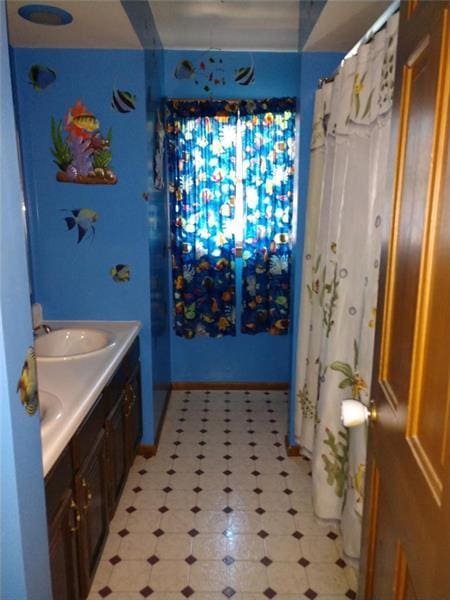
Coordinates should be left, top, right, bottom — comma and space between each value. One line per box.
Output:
294, 13, 399, 559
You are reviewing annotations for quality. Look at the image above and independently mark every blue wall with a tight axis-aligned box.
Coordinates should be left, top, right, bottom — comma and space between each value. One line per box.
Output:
165, 49, 300, 383
121, 0, 171, 432
0, 6, 51, 598
11, 48, 158, 442
146, 48, 172, 428
288, 52, 344, 444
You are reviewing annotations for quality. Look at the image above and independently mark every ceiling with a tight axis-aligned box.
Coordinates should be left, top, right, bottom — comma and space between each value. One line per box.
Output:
7, 1, 142, 49
7, 0, 392, 52
149, 1, 299, 52
303, 0, 391, 52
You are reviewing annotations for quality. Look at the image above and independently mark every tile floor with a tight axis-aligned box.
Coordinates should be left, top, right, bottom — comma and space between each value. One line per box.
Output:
88, 389, 358, 600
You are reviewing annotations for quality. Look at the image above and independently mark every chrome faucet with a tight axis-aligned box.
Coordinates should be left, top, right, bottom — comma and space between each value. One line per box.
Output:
33, 323, 52, 336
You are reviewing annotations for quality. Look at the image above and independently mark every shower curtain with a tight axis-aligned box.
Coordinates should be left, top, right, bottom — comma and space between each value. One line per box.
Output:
294, 13, 399, 559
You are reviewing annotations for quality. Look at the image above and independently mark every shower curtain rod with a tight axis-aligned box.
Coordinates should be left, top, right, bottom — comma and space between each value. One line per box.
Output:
318, 0, 400, 88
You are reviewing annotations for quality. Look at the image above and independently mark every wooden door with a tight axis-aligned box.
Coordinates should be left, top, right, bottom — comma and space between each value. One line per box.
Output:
359, 2, 450, 600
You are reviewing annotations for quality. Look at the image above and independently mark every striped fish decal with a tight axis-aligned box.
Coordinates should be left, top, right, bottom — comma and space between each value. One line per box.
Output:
111, 89, 136, 113
234, 66, 255, 86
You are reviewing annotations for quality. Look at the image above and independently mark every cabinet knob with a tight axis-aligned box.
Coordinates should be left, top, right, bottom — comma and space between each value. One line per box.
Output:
69, 499, 81, 533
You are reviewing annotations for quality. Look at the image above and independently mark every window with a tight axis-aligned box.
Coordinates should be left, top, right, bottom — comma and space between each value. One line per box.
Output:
166, 98, 296, 339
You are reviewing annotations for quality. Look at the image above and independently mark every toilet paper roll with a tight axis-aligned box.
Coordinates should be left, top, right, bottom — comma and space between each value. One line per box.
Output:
341, 399, 369, 427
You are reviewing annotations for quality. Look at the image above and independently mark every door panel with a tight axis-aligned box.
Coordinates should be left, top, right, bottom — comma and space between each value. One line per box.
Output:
380, 11, 443, 410
360, 3, 450, 600
76, 429, 109, 597
105, 391, 127, 518
48, 489, 80, 600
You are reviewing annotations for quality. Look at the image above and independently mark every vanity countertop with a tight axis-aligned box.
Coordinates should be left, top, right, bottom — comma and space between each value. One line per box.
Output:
37, 320, 141, 477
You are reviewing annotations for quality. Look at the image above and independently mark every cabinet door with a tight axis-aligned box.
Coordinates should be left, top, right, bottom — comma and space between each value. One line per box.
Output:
75, 429, 109, 598
105, 391, 127, 519
48, 489, 81, 600
124, 364, 142, 469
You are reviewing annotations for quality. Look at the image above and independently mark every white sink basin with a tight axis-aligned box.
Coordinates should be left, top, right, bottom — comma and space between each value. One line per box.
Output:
35, 328, 116, 361
39, 390, 63, 430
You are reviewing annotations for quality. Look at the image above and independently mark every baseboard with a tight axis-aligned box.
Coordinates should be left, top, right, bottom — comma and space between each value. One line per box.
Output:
137, 444, 157, 458
285, 435, 301, 456
171, 381, 289, 390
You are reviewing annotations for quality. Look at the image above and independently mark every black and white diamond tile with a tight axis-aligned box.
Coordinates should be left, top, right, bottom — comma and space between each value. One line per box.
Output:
87, 389, 357, 599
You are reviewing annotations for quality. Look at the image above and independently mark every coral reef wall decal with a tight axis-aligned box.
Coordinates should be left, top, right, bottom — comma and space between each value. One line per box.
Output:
51, 100, 117, 184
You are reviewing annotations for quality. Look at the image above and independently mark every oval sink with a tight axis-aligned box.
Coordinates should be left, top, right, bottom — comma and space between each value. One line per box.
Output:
39, 390, 63, 429
35, 328, 116, 361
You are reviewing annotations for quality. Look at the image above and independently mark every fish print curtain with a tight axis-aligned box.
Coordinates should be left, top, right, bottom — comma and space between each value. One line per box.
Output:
166, 100, 237, 338
294, 14, 399, 559
240, 99, 296, 335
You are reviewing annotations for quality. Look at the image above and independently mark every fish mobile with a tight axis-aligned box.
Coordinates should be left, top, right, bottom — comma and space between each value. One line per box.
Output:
174, 55, 256, 91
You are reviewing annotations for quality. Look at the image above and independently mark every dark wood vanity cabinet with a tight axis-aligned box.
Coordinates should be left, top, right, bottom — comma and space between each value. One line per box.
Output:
75, 430, 109, 597
105, 390, 127, 519
124, 364, 142, 470
48, 489, 81, 600
45, 338, 142, 600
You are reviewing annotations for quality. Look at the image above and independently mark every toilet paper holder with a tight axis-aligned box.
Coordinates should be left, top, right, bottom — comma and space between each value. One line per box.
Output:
341, 398, 377, 427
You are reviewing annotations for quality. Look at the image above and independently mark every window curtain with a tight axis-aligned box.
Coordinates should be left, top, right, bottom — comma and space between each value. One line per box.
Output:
166, 100, 238, 338
294, 14, 399, 559
240, 98, 296, 335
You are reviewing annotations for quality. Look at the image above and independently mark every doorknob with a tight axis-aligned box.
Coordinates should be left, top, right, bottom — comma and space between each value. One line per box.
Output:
341, 399, 377, 427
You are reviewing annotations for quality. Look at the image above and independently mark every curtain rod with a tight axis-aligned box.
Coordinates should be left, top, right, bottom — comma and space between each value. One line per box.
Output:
166, 98, 295, 103
167, 98, 243, 103
318, 0, 400, 88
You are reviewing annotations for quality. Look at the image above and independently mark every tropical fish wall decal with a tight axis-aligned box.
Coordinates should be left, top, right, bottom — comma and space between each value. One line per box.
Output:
28, 64, 56, 91
234, 65, 255, 86
51, 100, 117, 185
62, 208, 98, 243
111, 88, 136, 113
16, 347, 38, 416
111, 264, 130, 283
